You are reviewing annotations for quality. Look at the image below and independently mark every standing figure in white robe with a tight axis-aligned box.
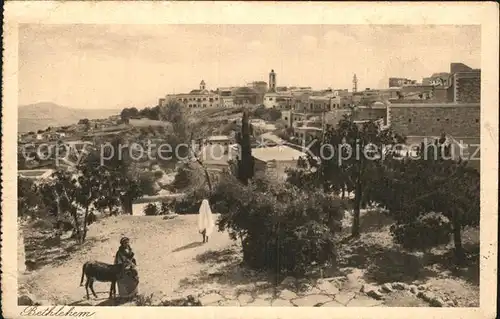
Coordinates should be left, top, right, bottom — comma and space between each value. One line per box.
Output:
198, 199, 215, 243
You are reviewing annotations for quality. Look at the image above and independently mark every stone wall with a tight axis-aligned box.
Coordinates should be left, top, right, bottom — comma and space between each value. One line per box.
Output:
389, 103, 480, 137
454, 72, 481, 103
352, 108, 386, 122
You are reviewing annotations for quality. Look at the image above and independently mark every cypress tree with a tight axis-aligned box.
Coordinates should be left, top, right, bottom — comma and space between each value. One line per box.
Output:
236, 110, 254, 184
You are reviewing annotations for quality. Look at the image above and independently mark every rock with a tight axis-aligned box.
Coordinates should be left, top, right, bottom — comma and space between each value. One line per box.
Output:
199, 293, 223, 305
278, 289, 298, 300
366, 290, 384, 300
322, 276, 345, 288
220, 290, 238, 300
162, 214, 178, 220
34, 299, 51, 306
271, 299, 294, 307
429, 297, 446, 307
298, 286, 322, 296
18, 294, 35, 306
280, 276, 297, 289
360, 283, 377, 294
334, 292, 356, 305
360, 284, 385, 300
417, 291, 436, 303
418, 284, 428, 291
316, 280, 340, 295
25, 260, 37, 271
343, 271, 365, 291
256, 288, 274, 300
409, 285, 418, 294
381, 283, 394, 293
291, 294, 332, 307
237, 293, 253, 305
346, 295, 384, 307
321, 300, 345, 307
235, 283, 255, 292
391, 282, 409, 290
322, 276, 345, 283
255, 281, 271, 288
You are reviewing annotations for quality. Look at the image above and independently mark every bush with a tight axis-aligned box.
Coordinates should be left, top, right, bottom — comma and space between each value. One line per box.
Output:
211, 175, 343, 275
143, 203, 159, 216
390, 212, 452, 251
171, 166, 191, 191
159, 202, 171, 215
252, 106, 282, 122
168, 188, 210, 214
153, 170, 164, 179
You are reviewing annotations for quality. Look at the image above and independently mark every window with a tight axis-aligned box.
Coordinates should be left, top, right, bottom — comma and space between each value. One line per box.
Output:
269, 97, 273, 101
203, 98, 206, 101
445, 118, 450, 122
284, 117, 288, 120
437, 118, 440, 122
408, 119, 412, 123
475, 118, 479, 123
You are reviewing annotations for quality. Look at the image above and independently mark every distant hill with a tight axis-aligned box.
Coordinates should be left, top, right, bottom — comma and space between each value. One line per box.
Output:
18, 102, 119, 132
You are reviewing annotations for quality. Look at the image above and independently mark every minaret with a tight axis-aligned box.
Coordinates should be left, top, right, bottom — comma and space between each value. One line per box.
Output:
269, 69, 276, 92
200, 80, 206, 91
352, 74, 358, 93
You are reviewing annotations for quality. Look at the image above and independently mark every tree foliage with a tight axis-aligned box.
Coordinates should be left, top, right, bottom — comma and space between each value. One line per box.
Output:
314, 116, 404, 237
251, 106, 282, 122
373, 138, 480, 262
235, 110, 254, 185
211, 174, 344, 275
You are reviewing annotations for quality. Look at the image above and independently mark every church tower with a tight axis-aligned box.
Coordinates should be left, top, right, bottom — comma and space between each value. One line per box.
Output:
352, 74, 358, 93
200, 80, 206, 91
269, 69, 276, 92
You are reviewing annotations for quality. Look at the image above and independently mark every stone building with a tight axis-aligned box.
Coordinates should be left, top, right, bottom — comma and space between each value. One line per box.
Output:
247, 81, 268, 105
388, 103, 479, 138
163, 80, 223, 109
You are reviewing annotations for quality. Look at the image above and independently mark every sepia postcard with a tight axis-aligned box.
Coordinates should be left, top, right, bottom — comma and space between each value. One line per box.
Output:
2, 2, 498, 319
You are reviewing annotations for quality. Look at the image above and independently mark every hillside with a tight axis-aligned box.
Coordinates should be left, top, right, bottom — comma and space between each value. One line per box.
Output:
18, 102, 119, 132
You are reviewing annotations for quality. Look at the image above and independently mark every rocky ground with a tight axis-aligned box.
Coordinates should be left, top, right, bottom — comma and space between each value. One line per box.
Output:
19, 210, 479, 307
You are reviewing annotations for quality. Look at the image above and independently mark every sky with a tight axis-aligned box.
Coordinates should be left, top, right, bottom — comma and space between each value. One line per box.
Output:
18, 24, 481, 110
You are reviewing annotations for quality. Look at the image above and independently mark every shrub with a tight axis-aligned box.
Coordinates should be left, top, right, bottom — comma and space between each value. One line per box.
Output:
169, 188, 210, 214
143, 203, 159, 216
211, 175, 343, 275
153, 170, 164, 179
171, 166, 191, 191
390, 212, 452, 251
159, 202, 171, 215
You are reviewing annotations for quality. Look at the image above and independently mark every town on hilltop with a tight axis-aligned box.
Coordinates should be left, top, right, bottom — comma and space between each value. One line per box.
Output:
18, 62, 480, 308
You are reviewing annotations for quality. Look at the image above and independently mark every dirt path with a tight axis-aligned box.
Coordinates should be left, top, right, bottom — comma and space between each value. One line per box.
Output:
23, 215, 234, 305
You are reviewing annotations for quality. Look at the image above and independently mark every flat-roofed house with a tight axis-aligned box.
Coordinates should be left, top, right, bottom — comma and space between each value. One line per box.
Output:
252, 146, 307, 181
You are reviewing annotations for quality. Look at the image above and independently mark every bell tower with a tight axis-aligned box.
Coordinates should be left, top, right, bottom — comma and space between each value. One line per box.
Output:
200, 80, 206, 91
269, 69, 276, 92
